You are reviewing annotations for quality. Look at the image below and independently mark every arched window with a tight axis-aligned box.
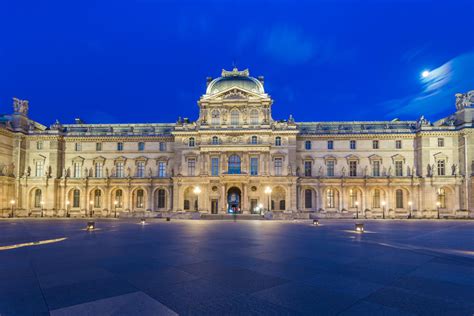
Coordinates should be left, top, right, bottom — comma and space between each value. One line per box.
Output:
231, 110, 240, 126
188, 137, 195, 147
115, 189, 123, 208
228, 155, 241, 174
438, 188, 446, 208
250, 109, 259, 125
34, 189, 42, 208
275, 136, 282, 146
251, 136, 258, 144
327, 189, 335, 208
305, 140, 311, 150
349, 189, 357, 208
73, 189, 80, 208
94, 189, 102, 208
211, 110, 220, 125
395, 189, 404, 208
373, 189, 381, 208
136, 189, 144, 208
279, 200, 286, 210
212, 136, 219, 145
305, 189, 312, 209
157, 189, 166, 209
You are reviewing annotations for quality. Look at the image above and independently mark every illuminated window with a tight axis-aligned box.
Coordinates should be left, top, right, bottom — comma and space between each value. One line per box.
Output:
35, 160, 44, 177
396, 189, 404, 208
327, 189, 335, 208
37, 141, 43, 150
136, 189, 144, 208
95, 163, 103, 178
438, 188, 446, 208
437, 160, 445, 176
94, 190, 102, 208
73, 189, 80, 208
73, 162, 81, 178
349, 189, 357, 208
373, 189, 381, 208
115, 189, 123, 208
34, 189, 42, 208
116, 162, 124, 178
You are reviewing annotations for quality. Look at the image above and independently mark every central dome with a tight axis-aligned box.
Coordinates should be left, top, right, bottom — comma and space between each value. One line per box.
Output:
206, 68, 264, 95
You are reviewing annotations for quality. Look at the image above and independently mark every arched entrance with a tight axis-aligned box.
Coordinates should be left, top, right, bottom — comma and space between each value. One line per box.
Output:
227, 187, 241, 214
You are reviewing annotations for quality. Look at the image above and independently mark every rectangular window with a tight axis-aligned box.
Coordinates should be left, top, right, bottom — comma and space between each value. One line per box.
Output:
73, 162, 81, 178
304, 161, 312, 177
188, 159, 196, 176
37, 141, 43, 150
96, 143, 102, 151
136, 161, 145, 178
35, 161, 44, 177
211, 157, 219, 176
437, 159, 445, 176
158, 162, 166, 177
396, 140, 402, 149
372, 140, 379, 149
327, 140, 334, 150
372, 161, 380, 177
95, 163, 103, 178
250, 157, 259, 176
350, 140, 356, 150
349, 161, 357, 177
274, 158, 282, 176
327, 160, 335, 177
138, 142, 145, 151
184, 200, 190, 210
159, 142, 166, 151
75, 143, 81, 151
395, 161, 403, 176
437, 138, 444, 147
117, 142, 123, 151
116, 162, 124, 178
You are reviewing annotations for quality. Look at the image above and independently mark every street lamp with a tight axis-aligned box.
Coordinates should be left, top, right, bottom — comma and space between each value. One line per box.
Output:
408, 201, 412, 219
355, 201, 359, 219
381, 201, 386, 219
114, 200, 118, 218
66, 200, 70, 217
436, 201, 441, 219
193, 186, 201, 212
89, 200, 94, 217
10, 200, 15, 218
40, 201, 44, 217
258, 203, 264, 215
264, 186, 272, 212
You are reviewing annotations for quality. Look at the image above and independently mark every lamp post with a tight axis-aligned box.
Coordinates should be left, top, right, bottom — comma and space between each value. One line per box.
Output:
10, 200, 15, 218
193, 186, 201, 212
408, 201, 412, 219
436, 201, 441, 219
355, 201, 359, 219
114, 200, 118, 218
40, 201, 44, 217
89, 200, 93, 217
264, 186, 272, 212
258, 203, 264, 215
66, 200, 70, 217
381, 201, 386, 219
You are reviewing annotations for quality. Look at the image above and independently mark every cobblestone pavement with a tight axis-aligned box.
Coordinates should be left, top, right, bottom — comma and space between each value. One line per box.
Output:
1, 219, 473, 315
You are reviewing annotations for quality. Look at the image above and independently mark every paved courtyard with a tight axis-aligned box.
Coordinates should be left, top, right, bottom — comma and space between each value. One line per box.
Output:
0, 219, 473, 315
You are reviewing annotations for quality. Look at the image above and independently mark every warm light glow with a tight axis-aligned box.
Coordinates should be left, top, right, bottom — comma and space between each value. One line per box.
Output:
264, 186, 272, 194
381, 201, 386, 206
40, 201, 44, 205
355, 201, 359, 206
66, 200, 70, 205
90, 201, 93, 205
436, 201, 441, 207
258, 203, 263, 208
355, 223, 364, 232
408, 201, 412, 206
193, 186, 201, 195
10, 200, 15, 205
422, 70, 430, 78
114, 201, 118, 205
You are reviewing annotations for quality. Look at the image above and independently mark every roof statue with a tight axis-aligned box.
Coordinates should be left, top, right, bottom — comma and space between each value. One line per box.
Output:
222, 67, 250, 77
13, 97, 29, 116
455, 90, 474, 110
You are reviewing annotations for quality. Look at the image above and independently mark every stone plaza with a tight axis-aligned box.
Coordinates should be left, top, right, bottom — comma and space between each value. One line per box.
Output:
1, 218, 473, 315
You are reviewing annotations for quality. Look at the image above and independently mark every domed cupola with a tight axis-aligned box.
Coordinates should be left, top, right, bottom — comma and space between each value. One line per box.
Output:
206, 68, 265, 95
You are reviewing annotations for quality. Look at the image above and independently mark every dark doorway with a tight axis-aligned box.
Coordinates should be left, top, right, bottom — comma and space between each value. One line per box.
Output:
211, 199, 218, 214
227, 187, 241, 213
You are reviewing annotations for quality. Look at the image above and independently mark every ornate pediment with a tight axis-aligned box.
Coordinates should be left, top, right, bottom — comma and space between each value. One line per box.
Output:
92, 156, 106, 164
135, 156, 148, 163
71, 156, 85, 163
345, 154, 360, 162
433, 152, 449, 161
209, 87, 264, 101
391, 154, 405, 163
368, 154, 383, 161
114, 156, 127, 163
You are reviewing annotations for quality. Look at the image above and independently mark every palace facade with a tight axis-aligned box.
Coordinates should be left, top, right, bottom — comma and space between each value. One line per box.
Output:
1, 68, 473, 218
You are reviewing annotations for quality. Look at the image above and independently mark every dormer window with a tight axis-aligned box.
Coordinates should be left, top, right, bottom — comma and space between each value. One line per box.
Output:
189, 137, 195, 147
275, 136, 282, 146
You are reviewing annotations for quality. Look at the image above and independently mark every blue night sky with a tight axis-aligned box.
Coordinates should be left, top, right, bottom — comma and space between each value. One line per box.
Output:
1, 0, 473, 125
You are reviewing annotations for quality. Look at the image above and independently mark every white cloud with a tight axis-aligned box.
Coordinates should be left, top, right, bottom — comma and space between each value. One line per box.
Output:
383, 51, 474, 118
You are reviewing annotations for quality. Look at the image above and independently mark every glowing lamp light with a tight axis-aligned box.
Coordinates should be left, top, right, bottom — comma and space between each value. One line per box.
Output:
140, 218, 146, 225
355, 223, 364, 233
193, 186, 201, 195
65, 200, 70, 205
313, 219, 319, 226
422, 70, 430, 78
258, 203, 263, 209
264, 187, 272, 195
381, 201, 386, 206
10, 200, 15, 205
408, 201, 412, 206
87, 221, 95, 230
436, 201, 441, 207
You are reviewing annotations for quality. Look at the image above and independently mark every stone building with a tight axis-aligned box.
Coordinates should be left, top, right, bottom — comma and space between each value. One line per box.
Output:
1, 68, 473, 218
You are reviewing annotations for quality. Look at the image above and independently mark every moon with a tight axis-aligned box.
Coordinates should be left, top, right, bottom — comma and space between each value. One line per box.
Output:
422, 70, 430, 78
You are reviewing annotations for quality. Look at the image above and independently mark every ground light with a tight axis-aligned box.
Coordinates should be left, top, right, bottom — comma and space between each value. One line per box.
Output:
140, 218, 146, 225
355, 223, 364, 233
86, 221, 95, 231
313, 219, 319, 226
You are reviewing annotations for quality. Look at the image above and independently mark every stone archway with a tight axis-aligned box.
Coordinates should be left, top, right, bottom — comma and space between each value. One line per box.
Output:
227, 187, 241, 214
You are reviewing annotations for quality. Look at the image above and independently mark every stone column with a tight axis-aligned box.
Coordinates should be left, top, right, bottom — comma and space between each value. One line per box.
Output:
221, 184, 227, 213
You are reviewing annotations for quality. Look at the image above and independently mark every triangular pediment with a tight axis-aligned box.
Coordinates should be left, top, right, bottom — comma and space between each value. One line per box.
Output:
205, 87, 265, 101
368, 154, 383, 161
391, 154, 405, 162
